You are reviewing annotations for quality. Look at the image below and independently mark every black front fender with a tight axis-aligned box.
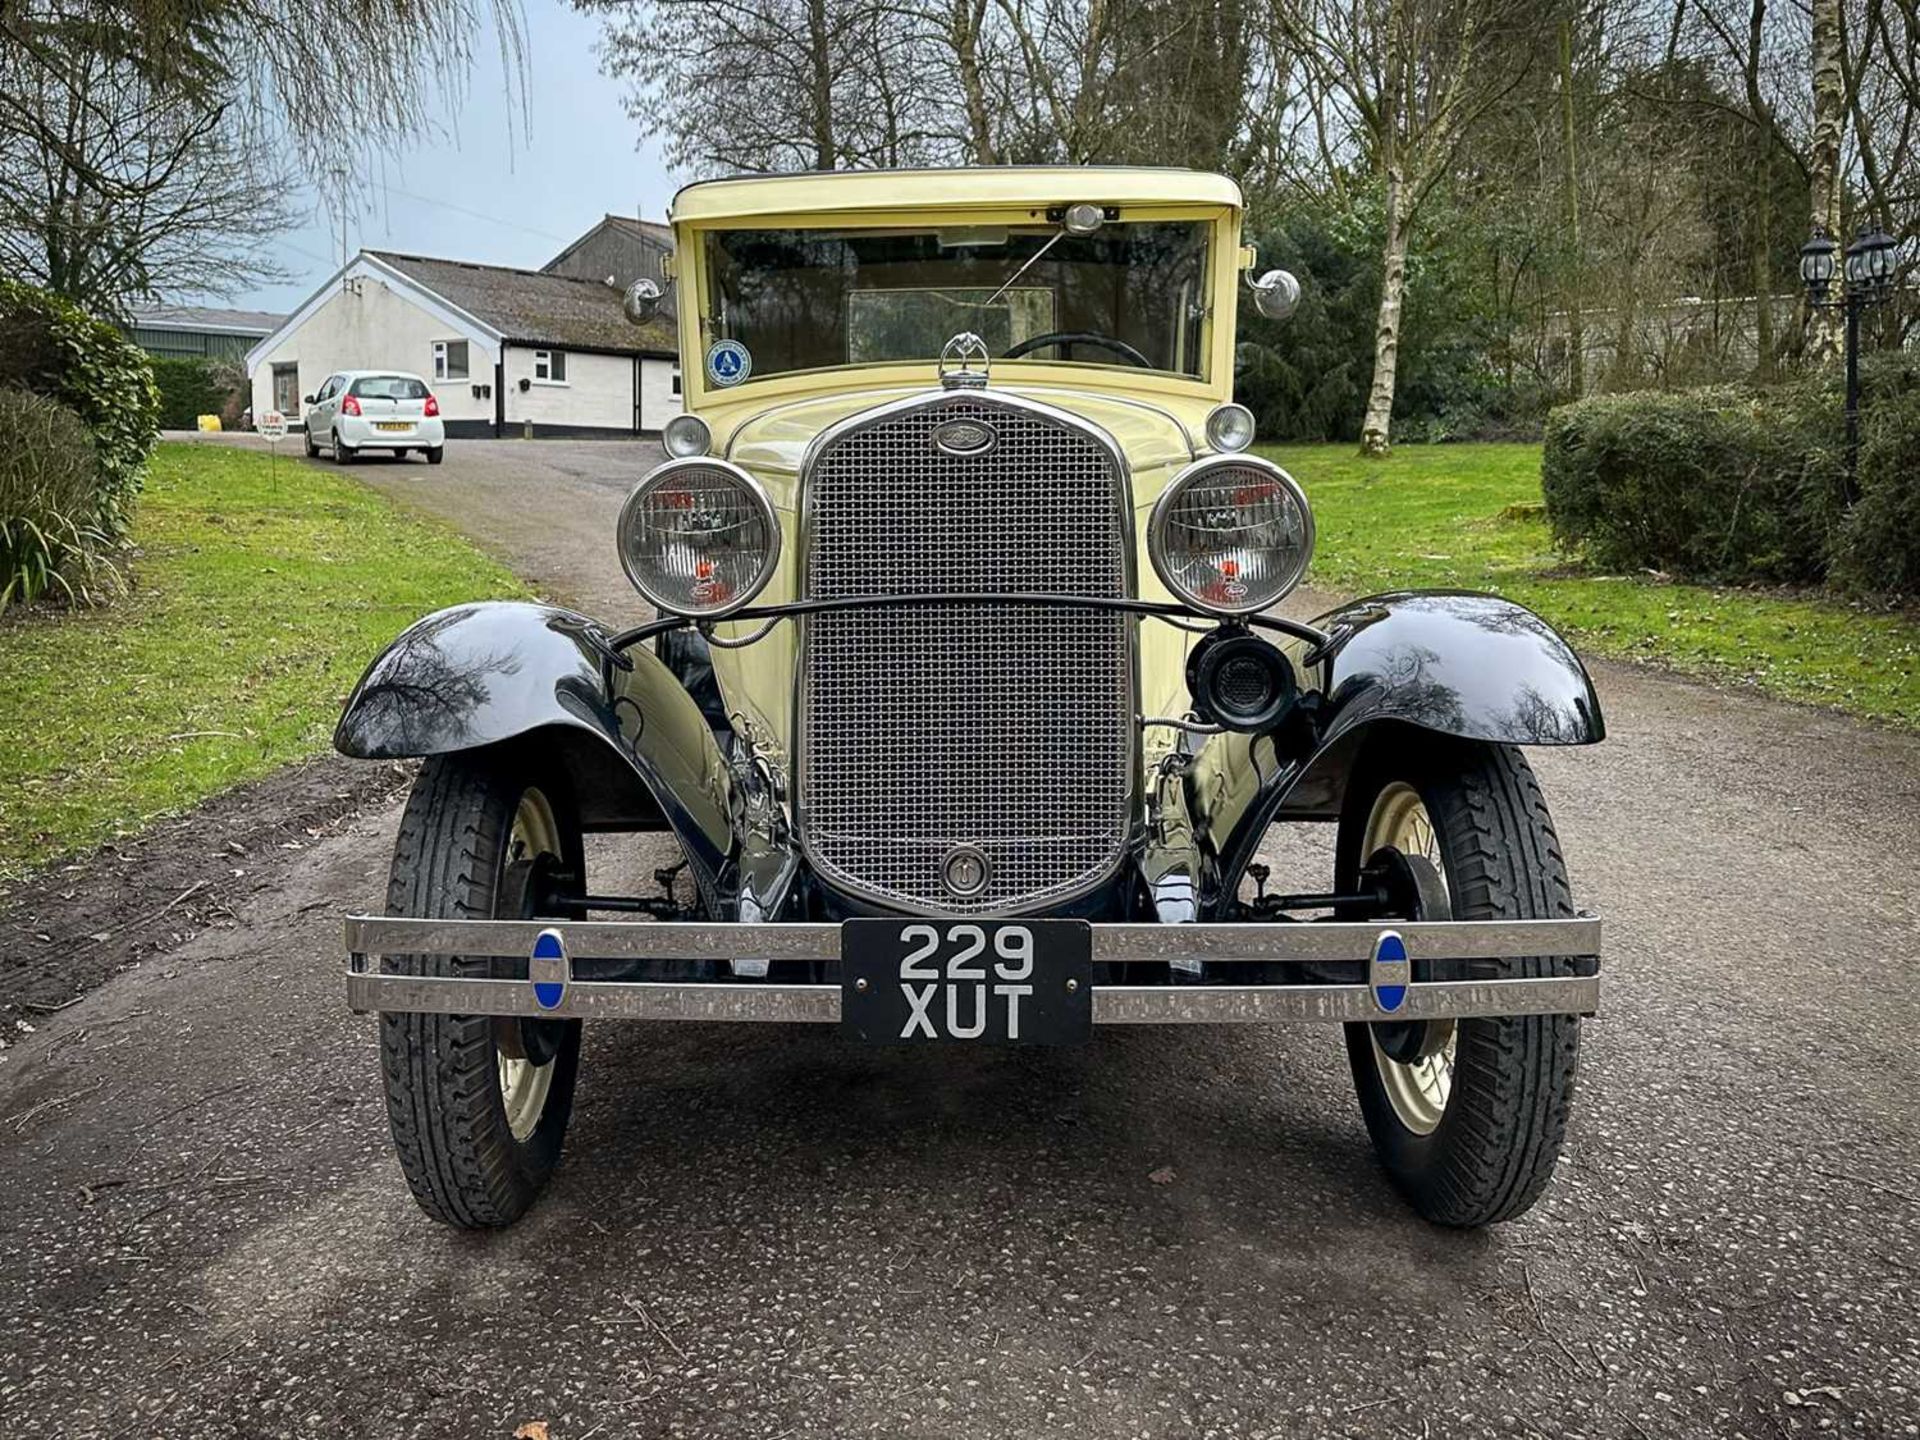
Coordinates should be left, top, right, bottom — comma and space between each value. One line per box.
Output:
334, 602, 735, 887
1192, 591, 1604, 908
1305, 589, 1604, 752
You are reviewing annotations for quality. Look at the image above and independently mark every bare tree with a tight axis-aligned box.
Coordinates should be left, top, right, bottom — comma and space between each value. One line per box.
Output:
1270, 0, 1539, 454
0, 0, 526, 152
0, 3, 295, 313
945, 0, 1003, 161
585, 0, 1273, 176
584, 0, 948, 174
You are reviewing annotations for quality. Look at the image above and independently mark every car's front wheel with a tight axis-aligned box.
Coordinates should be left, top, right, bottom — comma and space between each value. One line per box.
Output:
378, 755, 584, 1226
1338, 738, 1581, 1227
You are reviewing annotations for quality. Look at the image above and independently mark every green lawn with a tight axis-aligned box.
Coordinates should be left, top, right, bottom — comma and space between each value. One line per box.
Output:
5, 440, 1911, 880
1262, 442, 1919, 728
0, 443, 527, 879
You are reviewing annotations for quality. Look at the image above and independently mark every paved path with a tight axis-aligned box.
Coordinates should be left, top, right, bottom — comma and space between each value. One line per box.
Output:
3, 439, 1917, 1438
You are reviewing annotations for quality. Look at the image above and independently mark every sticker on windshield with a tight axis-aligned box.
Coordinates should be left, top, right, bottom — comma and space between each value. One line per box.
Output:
706, 339, 752, 387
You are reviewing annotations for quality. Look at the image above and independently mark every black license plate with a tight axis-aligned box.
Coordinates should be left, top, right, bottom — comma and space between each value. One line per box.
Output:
840, 919, 1093, 1045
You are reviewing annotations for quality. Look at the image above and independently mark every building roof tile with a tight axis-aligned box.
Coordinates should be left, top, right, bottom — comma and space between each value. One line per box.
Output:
127, 305, 286, 335
369, 250, 676, 355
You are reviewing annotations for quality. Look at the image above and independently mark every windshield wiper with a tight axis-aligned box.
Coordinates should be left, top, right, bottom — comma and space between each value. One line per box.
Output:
983, 231, 1065, 311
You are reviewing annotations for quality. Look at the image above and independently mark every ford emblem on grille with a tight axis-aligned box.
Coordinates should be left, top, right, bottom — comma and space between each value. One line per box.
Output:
932, 419, 997, 457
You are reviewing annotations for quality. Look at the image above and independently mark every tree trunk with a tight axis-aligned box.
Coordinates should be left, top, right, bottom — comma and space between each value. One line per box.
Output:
1807, 0, 1844, 362
1360, 168, 1408, 457
807, 0, 837, 170
1752, 125, 1774, 379
952, 0, 997, 164
1559, 19, 1584, 401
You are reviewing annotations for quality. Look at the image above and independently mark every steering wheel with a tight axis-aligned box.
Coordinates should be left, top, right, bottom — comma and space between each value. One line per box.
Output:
1002, 330, 1152, 368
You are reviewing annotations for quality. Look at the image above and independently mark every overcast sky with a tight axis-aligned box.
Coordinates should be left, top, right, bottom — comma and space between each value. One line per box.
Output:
239, 0, 676, 313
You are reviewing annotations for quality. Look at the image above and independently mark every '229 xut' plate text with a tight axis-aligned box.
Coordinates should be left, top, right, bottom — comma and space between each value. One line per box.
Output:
839, 919, 1093, 1045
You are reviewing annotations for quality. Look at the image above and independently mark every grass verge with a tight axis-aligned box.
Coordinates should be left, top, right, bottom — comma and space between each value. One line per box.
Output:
0, 442, 527, 879
1263, 442, 1918, 728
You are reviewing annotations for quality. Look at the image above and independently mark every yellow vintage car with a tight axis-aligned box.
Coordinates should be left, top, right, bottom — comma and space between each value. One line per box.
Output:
336, 168, 1605, 1230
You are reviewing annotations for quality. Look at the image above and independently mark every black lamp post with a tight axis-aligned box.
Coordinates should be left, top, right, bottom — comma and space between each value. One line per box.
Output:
1800, 223, 1900, 501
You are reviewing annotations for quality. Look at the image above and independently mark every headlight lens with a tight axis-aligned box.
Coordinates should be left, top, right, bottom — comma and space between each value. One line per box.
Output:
1204, 402, 1255, 452
617, 458, 779, 617
1148, 456, 1313, 615
662, 413, 711, 458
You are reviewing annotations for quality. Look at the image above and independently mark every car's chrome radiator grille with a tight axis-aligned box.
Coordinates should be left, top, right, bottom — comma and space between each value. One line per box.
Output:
798, 395, 1133, 914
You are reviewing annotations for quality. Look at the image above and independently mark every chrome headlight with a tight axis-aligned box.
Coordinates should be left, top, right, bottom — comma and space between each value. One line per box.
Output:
1147, 455, 1313, 615
1204, 402, 1255, 453
662, 413, 711, 458
617, 458, 779, 617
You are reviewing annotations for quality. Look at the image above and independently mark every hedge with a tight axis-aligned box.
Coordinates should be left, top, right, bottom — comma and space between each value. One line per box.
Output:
0, 278, 159, 539
1543, 361, 1917, 600
151, 355, 243, 431
1832, 389, 1920, 599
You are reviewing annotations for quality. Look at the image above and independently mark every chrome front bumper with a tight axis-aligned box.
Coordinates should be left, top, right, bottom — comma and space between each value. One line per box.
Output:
344, 917, 1600, 1025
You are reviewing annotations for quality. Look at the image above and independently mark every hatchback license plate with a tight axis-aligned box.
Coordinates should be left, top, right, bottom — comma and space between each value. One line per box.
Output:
375, 422, 411, 432
840, 919, 1092, 1045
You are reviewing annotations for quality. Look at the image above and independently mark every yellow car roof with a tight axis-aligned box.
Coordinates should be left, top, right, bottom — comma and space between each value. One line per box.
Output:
671, 167, 1243, 224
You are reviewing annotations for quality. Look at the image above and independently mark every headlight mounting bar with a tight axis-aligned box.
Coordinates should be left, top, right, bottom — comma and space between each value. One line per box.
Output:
608, 593, 1333, 655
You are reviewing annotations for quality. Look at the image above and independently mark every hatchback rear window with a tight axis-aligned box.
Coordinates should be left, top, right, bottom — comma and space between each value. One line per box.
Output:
349, 375, 430, 399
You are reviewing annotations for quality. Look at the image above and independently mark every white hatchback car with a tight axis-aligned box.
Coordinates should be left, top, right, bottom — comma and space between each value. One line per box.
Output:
302, 370, 446, 465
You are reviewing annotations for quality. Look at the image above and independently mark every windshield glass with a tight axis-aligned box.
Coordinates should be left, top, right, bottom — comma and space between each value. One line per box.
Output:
700, 221, 1211, 382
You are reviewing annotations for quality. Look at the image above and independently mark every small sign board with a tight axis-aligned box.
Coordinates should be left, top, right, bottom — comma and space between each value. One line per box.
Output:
258, 410, 287, 442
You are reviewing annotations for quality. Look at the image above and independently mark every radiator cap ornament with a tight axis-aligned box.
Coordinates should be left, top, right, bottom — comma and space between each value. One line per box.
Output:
938, 332, 991, 390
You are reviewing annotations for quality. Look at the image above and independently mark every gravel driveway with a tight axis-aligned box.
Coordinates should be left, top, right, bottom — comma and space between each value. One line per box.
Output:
2, 438, 1916, 1438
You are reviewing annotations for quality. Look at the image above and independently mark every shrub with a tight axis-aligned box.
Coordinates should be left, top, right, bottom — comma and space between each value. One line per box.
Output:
0, 389, 119, 609
151, 355, 241, 430
0, 279, 159, 538
1541, 379, 1846, 585
1830, 386, 1920, 600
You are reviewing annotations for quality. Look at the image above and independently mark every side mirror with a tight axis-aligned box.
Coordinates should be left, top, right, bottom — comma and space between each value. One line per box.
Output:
1249, 269, 1301, 321
623, 276, 666, 325
302, 394, 315, 405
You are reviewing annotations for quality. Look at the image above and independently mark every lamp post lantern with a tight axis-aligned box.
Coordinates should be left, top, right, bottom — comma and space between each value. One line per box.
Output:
1802, 224, 1899, 501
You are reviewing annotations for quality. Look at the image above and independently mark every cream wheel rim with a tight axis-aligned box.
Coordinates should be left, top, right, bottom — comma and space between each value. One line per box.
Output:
1364, 782, 1457, 1136
498, 788, 561, 1142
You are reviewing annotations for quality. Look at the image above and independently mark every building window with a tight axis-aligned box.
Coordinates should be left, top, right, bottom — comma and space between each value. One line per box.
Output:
271, 363, 299, 417
671, 366, 682, 397
433, 340, 469, 381
534, 349, 567, 383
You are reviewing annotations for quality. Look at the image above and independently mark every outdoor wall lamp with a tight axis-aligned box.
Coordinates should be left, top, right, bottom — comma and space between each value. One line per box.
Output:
1800, 224, 1901, 501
